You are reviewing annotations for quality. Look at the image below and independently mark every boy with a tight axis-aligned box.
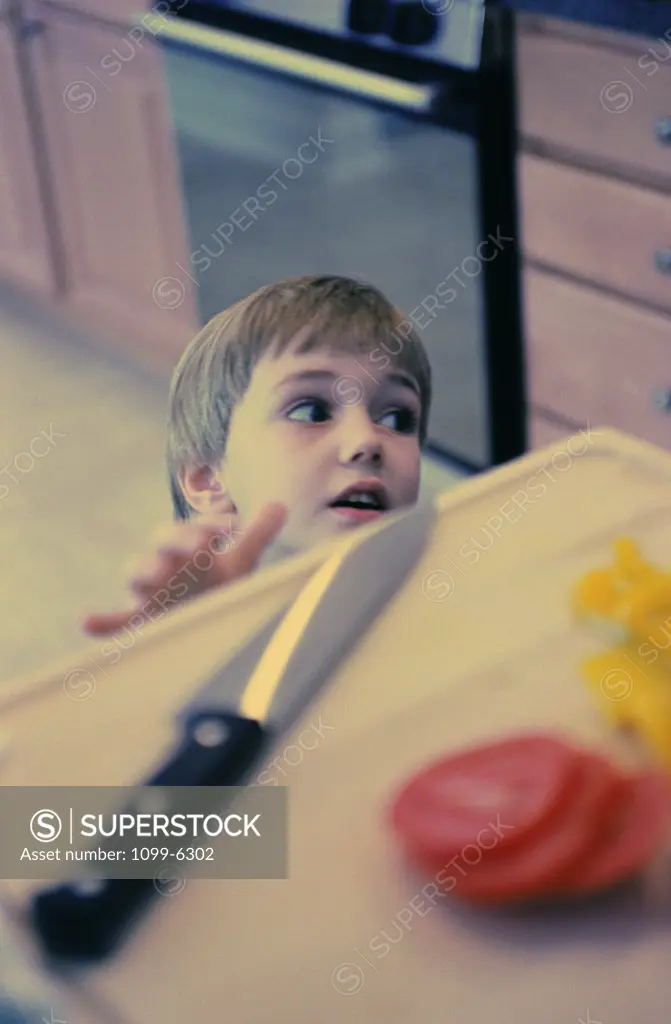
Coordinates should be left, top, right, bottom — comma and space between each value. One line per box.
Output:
84, 274, 432, 637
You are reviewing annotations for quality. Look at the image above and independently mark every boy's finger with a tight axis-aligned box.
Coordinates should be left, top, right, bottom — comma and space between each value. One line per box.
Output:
152, 519, 241, 560
130, 531, 228, 595
228, 502, 288, 573
82, 610, 136, 637
129, 577, 164, 603
122, 533, 188, 577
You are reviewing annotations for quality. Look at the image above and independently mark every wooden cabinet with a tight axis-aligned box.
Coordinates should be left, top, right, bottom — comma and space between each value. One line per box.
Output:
528, 412, 577, 450
525, 267, 671, 450
519, 155, 671, 314
0, 0, 197, 365
0, 4, 59, 295
517, 29, 671, 189
516, 14, 671, 452
21, 1, 197, 361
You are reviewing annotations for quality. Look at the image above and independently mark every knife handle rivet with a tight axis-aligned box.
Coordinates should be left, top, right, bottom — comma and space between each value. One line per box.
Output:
193, 719, 229, 748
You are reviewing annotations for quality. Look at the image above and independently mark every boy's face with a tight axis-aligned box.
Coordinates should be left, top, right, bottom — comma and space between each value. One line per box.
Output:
214, 341, 423, 554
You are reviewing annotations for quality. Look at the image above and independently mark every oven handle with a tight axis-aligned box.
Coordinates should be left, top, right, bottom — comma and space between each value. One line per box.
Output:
137, 12, 441, 114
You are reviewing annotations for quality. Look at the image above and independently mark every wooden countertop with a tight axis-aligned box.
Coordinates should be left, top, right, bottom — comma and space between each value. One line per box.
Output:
2, 427, 671, 1024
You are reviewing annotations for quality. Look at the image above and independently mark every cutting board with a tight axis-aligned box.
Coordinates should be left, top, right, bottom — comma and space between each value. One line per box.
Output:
2, 426, 671, 1024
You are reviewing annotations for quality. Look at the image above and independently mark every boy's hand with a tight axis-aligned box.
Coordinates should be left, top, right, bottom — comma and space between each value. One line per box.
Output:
82, 502, 288, 638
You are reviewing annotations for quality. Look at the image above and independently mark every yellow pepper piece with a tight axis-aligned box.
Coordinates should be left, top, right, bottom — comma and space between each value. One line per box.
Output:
580, 645, 671, 772
626, 579, 671, 644
612, 537, 655, 584
573, 537, 671, 644
575, 539, 671, 773
572, 568, 622, 619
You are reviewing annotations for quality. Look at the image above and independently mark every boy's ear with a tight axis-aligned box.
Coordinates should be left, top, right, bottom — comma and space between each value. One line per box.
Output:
180, 464, 236, 517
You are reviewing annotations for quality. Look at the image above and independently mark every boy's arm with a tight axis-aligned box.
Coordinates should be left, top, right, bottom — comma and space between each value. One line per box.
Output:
82, 502, 287, 637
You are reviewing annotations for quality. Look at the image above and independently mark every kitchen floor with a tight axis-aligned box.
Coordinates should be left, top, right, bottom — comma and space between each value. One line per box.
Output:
0, 281, 466, 687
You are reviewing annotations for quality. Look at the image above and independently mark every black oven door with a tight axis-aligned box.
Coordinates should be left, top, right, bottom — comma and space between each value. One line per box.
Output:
156, 2, 524, 469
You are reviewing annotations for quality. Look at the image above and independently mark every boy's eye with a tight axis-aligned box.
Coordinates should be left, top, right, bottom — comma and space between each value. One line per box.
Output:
285, 398, 419, 433
379, 408, 419, 434
286, 398, 332, 423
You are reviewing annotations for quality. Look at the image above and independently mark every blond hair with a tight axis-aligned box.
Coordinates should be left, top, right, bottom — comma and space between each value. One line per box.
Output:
166, 275, 432, 520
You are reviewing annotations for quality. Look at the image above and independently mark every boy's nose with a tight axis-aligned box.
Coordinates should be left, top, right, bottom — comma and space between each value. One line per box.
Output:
337, 412, 384, 467
348, 442, 383, 468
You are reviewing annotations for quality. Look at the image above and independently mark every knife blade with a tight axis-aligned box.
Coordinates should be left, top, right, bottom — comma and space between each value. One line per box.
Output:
30, 501, 435, 963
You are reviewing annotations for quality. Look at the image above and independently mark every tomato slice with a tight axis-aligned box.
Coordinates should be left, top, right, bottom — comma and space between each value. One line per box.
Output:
389, 733, 580, 863
411, 753, 622, 904
556, 770, 671, 896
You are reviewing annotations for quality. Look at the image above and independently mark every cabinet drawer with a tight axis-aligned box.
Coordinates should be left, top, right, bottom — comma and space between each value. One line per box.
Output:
519, 154, 671, 314
517, 29, 671, 185
525, 267, 671, 450
527, 412, 580, 451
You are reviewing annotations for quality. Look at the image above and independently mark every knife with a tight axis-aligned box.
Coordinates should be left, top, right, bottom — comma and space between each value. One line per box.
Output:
30, 501, 435, 963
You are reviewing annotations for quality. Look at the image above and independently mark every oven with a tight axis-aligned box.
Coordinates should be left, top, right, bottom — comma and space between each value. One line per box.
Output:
158, 0, 524, 470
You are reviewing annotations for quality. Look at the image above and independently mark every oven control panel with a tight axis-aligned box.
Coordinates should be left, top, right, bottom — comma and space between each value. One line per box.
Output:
185, 0, 486, 70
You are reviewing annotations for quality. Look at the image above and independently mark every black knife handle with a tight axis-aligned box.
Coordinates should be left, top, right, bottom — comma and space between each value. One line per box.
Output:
30, 712, 268, 963
153, 710, 267, 787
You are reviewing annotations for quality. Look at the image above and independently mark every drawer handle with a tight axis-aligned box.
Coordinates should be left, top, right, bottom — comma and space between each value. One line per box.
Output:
653, 248, 671, 274
654, 117, 671, 146
652, 388, 671, 413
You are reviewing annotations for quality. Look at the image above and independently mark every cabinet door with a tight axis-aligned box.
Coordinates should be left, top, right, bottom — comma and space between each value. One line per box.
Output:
0, 5, 58, 295
23, 2, 197, 361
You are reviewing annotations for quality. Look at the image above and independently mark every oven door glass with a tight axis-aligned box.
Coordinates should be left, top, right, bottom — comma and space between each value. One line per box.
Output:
161, 43, 489, 466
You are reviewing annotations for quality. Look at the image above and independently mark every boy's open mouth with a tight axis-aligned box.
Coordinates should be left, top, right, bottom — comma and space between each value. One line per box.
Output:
328, 481, 389, 514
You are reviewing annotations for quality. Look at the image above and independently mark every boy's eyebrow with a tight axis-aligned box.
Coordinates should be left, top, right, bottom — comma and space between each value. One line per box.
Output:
274, 369, 420, 397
